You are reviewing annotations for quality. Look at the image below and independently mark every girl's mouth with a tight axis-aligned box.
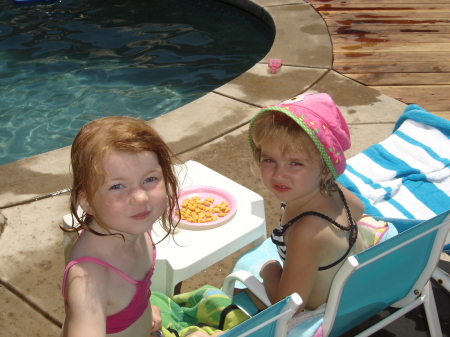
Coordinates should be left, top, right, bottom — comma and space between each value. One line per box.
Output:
273, 184, 290, 192
131, 211, 151, 220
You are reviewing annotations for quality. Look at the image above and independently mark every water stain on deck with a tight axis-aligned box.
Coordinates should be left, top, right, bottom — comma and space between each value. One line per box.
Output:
318, 5, 416, 11
336, 26, 389, 43
341, 43, 379, 50
337, 19, 440, 25
400, 29, 439, 32
306, 0, 450, 116
343, 53, 374, 57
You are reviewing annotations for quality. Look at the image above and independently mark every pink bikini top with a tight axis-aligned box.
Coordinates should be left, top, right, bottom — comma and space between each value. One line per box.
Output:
62, 234, 156, 334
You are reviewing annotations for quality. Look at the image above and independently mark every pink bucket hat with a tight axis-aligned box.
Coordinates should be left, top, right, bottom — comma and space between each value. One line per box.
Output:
248, 92, 351, 179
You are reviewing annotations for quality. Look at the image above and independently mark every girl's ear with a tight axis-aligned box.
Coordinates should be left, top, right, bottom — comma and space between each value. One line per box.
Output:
79, 192, 94, 216
324, 172, 333, 181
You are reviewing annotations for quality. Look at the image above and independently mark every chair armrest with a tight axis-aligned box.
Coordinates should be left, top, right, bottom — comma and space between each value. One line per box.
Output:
221, 270, 272, 307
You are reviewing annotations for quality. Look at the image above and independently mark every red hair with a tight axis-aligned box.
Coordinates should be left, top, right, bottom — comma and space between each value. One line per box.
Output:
66, 116, 180, 240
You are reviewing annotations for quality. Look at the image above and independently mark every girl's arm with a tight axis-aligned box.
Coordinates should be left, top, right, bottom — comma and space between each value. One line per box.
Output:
62, 263, 110, 337
259, 260, 282, 302
260, 219, 325, 312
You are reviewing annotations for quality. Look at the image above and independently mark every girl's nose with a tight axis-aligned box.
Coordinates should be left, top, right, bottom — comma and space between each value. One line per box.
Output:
130, 188, 149, 205
273, 165, 286, 179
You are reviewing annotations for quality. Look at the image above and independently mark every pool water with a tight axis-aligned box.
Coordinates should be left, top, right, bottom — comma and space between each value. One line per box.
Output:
0, 0, 273, 165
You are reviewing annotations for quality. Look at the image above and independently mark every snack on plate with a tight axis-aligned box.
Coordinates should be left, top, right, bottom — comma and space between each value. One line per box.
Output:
178, 196, 231, 223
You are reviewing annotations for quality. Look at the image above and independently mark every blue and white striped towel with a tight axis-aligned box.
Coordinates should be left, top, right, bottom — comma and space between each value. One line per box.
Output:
338, 104, 450, 221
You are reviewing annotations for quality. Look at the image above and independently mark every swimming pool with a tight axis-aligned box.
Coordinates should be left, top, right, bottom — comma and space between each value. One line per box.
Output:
0, 0, 273, 165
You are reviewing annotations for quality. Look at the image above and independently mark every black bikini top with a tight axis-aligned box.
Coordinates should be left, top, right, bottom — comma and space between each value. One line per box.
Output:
271, 188, 358, 271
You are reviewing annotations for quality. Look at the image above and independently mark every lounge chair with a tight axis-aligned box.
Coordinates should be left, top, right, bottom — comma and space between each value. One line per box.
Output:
221, 210, 450, 337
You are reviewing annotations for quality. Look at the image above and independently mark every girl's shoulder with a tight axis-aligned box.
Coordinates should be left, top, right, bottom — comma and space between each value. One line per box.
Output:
283, 193, 354, 242
336, 184, 364, 220
63, 256, 112, 313
65, 256, 111, 282
62, 257, 111, 336
283, 209, 333, 247
67, 232, 114, 264
283, 195, 336, 227
65, 234, 118, 283
65, 237, 114, 284
68, 228, 113, 260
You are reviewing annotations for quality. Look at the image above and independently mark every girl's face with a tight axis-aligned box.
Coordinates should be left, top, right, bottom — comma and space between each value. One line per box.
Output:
259, 141, 322, 205
81, 150, 167, 236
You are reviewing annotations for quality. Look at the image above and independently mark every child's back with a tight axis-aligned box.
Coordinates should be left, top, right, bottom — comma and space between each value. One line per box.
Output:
277, 185, 364, 310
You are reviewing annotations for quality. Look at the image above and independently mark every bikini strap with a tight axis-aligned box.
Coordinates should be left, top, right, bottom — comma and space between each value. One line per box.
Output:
282, 187, 358, 270
284, 189, 357, 237
62, 231, 156, 302
64, 257, 138, 286
61, 257, 138, 304
337, 187, 358, 249
318, 244, 352, 270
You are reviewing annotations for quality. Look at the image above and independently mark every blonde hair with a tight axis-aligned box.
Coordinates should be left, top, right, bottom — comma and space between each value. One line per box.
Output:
66, 116, 180, 240
249, 110, 337, 195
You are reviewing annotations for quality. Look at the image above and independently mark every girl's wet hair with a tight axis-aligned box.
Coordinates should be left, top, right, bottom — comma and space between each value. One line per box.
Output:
65, 116, 180, 240
249, 110, 338, 195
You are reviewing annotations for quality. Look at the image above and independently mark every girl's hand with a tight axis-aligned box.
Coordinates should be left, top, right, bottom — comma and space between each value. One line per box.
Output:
151, 305, 162, 332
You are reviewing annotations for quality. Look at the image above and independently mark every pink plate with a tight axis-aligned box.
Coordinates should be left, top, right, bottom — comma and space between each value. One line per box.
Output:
174, 185, 237, 230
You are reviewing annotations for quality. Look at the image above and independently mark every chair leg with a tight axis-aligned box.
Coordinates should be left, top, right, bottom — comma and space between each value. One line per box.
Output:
432, 267, 450, 293
422, 281, 443, 337
355, 298, 423, 337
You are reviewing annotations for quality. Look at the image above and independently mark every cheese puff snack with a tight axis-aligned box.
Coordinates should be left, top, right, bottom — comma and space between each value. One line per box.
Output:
178, 196, 230, 223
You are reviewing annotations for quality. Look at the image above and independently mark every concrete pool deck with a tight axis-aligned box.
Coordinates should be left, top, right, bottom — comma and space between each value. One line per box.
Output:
0, 0, 449, 335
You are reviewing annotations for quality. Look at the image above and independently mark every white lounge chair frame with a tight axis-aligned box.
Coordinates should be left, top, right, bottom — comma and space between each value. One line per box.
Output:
220, 291, 302, 337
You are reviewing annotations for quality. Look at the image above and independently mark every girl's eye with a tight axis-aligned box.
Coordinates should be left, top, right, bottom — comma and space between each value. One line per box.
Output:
144, 177, 156, 183
291, 162, 303, 166
262, 158, 274, 163
110, 184, 123, 190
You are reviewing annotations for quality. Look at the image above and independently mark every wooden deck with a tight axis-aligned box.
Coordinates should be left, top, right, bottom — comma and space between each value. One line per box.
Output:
305, 0, 450, 120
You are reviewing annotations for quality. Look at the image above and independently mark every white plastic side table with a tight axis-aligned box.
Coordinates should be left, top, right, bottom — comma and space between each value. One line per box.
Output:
151, 161, 266, 296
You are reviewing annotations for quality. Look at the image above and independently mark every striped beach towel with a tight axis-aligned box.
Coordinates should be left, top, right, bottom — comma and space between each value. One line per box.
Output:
230, 105, 450, 288
338, 104, 450, 221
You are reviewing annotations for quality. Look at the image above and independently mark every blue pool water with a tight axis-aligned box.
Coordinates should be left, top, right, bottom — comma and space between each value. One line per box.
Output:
0, 0, 273, 165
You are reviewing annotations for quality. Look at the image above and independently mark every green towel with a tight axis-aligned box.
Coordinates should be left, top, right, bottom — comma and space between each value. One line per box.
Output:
151, 285, 250, 336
